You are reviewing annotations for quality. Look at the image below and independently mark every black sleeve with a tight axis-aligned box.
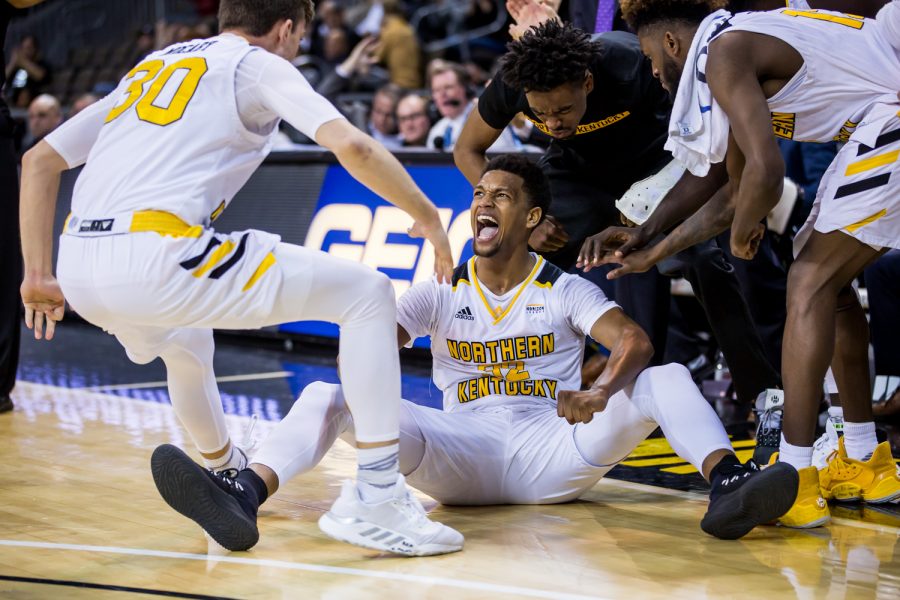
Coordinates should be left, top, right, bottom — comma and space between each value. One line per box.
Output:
477, 76, 529, 130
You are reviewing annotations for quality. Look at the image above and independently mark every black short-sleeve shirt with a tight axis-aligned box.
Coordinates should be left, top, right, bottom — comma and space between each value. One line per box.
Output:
478, 31, 672, 198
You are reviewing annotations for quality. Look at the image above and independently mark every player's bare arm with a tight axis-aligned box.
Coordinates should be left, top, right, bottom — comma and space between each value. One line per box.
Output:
454, 107, 504, 186
705, 33, 795, 260
557, 308, 653, 425
577, 163, 728, 270
19, 140, 68, 341
316, 119, 454, 283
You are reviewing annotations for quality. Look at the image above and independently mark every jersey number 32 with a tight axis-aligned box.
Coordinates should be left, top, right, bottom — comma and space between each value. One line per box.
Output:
105, 57, 208, 126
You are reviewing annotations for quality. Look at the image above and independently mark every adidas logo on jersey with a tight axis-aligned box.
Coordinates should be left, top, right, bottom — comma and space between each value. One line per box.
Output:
454, 307, 474, 321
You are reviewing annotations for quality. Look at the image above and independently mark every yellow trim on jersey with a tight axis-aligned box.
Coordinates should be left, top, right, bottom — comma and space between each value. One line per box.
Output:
452, 278, 471, 292
63, 213, 73, 231
845, 150, 899, 177
532, 280, 552, 289
193, 239, 236, 278
129, 210, 204, 238
210, 200, 226, 222
471, 256, 544, 325
845, 209, 888, 234
242, 252, 276, 292
781, 9, 865, 29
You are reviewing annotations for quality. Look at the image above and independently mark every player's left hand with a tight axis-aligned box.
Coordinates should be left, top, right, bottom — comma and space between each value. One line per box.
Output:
557, 386, 610, 425
730, 222, 765, 261
21, 274, 66, 341
507, 0, 560, 39
408, 219, 454, 284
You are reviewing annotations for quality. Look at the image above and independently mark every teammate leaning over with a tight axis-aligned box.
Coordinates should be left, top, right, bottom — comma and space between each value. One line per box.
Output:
615, 0, 900, 527
19, 0, 461, 556
152, 155, 800, 549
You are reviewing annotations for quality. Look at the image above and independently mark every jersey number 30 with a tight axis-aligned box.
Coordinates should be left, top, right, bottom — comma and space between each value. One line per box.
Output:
105, 57, 208, 126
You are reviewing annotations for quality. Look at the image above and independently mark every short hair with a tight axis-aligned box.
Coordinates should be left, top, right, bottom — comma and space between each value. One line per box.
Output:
427, 60, 471, 90
500, 20, 599, 92
619, 0, 728, 33
218, 0, 315, 37
482, 155, 552, 219
375, 83, 402, 105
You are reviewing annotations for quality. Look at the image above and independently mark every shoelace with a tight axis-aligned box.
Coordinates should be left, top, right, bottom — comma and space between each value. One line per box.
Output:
212, 468, 245, 493
395, 489, 430, 528
758, 407, 782, 437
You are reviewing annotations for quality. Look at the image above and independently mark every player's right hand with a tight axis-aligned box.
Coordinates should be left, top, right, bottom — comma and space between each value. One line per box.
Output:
528, 214, 569, 252
408, 220, 454, 284
507, 0, 560, 39
577, 226, 649, 271
21, 275, 66, 341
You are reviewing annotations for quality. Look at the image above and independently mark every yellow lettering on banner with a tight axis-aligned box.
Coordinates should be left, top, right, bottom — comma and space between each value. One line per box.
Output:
771, 112, 796, 139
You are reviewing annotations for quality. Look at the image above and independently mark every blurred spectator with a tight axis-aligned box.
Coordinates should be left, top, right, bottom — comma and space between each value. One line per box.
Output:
778, 139, 838, 218
426, 61, 520, 152
376, 0, 422, 89
22, 93, 60, 154
310, 1, 357, 64
368, 83, 402, 149
69, 93, 99, 118
396, 93, 432, 147
133, 24, 157, 63
316, 36, 389, 100
5, 34, 48, 108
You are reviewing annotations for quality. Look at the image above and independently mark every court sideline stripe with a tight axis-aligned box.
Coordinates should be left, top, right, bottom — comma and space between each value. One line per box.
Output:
0, 540, 609, 600
0, 574, 238, 600
82, 371, 292, 392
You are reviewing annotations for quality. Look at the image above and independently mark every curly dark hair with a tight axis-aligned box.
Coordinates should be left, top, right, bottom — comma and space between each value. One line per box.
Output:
500, 20, 599, 92
619, 0, 727, 32
482, 154, 552, 219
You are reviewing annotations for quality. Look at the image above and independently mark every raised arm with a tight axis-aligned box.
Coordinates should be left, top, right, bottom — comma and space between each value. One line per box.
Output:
557, 308, 654, 425
454, 106, 504, 185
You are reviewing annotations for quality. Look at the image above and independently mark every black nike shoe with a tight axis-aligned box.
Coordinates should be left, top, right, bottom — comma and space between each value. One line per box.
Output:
151, 444, 260, 551
701, 461, 799, 540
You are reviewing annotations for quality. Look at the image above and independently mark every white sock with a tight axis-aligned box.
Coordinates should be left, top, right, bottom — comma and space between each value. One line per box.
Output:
203, 443, 246, 471
827, 405, 844, 420
779, 433, 813, 470
843, 421, 878, 461
357, 443, 400, 503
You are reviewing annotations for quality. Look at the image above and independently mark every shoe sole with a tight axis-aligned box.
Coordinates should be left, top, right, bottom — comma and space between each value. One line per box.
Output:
318, 512, 462, 557
701, 463, 800, 540
777, 514, 831, 529
150, 444, 259, 552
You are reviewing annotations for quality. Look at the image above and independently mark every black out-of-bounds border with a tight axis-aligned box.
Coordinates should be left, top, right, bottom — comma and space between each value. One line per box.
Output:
0, 574, 241, 599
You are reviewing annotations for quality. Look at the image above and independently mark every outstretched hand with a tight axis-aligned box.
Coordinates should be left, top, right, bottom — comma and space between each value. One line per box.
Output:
577, 226, 649, 272
21, 275, 66, 341
408, 220, 454, 284
507, 0, 560, 39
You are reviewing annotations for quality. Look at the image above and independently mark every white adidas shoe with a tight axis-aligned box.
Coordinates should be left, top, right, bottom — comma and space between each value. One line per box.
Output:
811, 415, 843, 471
318, 474, 464, 556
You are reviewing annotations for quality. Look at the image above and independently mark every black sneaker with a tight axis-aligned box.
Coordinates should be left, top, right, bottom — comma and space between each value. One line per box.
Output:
150, 444, 260, 551
701, 462, 799, 539
0, 395, 12, 414
752, 389, 784, 465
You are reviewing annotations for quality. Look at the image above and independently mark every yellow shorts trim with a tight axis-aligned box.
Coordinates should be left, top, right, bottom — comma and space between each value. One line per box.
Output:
130, 210, 204, 238
242, 252, 276, 292
845, 150, 900, 177
845, 209, 888, 234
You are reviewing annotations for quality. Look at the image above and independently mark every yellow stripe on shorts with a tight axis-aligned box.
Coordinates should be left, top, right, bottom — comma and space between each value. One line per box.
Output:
845, 209, 888, 234
242, 252, 276, 292
130, 210, 203, 238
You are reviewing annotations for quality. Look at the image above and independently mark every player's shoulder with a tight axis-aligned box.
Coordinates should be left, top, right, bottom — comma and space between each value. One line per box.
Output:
533, 259, 566, 289
451, 261, 473, 290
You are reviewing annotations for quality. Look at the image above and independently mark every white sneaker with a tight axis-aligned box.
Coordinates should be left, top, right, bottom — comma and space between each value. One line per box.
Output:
811, 415, 843, 471
318, 474, 464, 556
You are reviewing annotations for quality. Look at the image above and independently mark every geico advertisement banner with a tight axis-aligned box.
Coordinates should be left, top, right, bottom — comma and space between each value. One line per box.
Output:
279, 164, 475, 341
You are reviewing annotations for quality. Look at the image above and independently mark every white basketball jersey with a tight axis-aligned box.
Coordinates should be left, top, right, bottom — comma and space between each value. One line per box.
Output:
71, 35, 276, 225
398, 256, 619, 412
713, 8, 900, 143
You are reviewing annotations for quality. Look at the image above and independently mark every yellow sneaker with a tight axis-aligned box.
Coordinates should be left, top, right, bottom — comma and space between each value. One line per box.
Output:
778, 465, 830, 528
820, 438, 900, 503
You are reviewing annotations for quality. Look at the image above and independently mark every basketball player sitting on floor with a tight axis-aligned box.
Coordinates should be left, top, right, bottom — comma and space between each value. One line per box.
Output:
152, 155, 799, 550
